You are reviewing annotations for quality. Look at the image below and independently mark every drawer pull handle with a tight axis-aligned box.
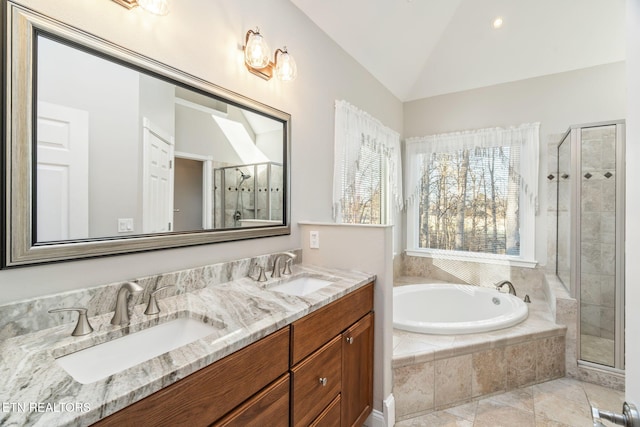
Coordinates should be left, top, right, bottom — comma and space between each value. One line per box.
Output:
346, 336, 354, 344
319, 377, 328, 386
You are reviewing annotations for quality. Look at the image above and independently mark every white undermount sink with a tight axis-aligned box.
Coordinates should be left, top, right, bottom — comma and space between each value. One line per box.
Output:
269, 276, 335, 296
55, 318, 219, 384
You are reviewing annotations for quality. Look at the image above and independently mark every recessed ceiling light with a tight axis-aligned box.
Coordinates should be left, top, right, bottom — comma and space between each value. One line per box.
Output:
492, 16, 504, 29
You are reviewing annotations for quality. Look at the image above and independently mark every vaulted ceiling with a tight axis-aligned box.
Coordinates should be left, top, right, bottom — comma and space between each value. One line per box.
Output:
290, 0, 626, 102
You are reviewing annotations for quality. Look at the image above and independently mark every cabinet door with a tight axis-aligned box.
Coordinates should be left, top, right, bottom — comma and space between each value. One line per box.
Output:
341, 313, 374, 427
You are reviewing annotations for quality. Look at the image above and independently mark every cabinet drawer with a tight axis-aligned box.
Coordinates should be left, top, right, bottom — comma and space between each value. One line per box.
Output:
93, 327, 290, 427
291, 282, 373, 364
310, 394, 341, 427
213, 374, 289, 427
291, 335, 342, 427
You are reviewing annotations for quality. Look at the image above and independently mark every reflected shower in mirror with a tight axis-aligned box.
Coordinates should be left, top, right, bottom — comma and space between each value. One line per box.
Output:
35, 34, 285, 242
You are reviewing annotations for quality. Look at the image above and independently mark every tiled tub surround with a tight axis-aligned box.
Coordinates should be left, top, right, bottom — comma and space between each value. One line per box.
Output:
392, 277, 566, 422
0, 253, 374, 426
400, 253, 545, 299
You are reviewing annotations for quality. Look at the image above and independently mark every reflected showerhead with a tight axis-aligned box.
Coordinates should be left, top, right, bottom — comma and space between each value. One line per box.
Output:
237, 168, 252, 182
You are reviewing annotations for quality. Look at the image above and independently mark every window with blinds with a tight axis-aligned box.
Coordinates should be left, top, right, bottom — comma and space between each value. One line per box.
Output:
340, 138, 387, 224
417, 145, 521, 255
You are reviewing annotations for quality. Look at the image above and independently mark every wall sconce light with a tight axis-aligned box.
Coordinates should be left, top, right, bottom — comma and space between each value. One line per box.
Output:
244, 28, 297, 81
111, 0, 169, 15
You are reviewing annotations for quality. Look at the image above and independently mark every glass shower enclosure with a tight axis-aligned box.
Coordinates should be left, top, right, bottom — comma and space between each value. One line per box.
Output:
213, 162, 284, 228
556, 120, 625, 371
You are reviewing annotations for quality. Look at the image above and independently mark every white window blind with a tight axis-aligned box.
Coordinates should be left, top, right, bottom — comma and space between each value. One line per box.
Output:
340, 138, 386, 224
333, 100, 402, 224
417, 146, 520, 254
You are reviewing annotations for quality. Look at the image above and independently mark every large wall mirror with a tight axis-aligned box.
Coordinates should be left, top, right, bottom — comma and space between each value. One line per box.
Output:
2, 3, 291, 267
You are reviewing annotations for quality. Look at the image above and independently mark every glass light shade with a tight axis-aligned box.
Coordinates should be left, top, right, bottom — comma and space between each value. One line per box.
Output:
275, 50, 297, 81
245, 32, 271, 69
137, 0, 169, 15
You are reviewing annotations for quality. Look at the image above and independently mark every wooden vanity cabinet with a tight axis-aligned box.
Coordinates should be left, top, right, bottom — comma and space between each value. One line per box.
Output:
93, 327, 290, 427
92, 282, 374, 427
290, 282, 374, 427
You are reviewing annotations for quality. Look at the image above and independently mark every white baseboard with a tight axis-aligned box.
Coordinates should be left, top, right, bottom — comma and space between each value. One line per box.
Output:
365, 394, 395, 427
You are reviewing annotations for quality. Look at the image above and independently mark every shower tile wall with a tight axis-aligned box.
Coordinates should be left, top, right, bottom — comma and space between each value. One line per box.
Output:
580, 126, 616, 344
255, 164, 284, 222
213, 163, 283, 228
225, 169, 255, 226
256, 165, 269, 220
270, 164, 284, 221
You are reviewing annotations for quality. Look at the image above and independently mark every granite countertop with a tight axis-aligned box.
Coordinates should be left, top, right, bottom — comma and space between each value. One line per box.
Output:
0, 264, 375, 426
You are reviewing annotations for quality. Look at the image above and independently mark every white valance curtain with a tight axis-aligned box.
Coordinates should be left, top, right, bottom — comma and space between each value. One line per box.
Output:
404, 122, 540, 213
333, 100, 403, 221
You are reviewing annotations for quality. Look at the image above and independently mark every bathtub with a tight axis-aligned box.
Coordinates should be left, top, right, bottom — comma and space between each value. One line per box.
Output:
393, 283, 528, 334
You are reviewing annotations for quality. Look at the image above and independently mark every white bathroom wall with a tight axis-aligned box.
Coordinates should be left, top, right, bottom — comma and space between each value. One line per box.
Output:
37, 36, 142, 239
626, 0, 640, 406
299, 222, 394, 423
0, 0, 402, 303
403, 62, 626, 266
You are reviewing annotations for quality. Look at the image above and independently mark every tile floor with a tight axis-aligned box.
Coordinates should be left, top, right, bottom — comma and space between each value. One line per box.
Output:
395, 377, 624, 426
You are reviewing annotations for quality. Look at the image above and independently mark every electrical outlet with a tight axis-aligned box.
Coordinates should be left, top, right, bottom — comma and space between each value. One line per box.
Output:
309, 230, 320, 249
118, 218, 134, 233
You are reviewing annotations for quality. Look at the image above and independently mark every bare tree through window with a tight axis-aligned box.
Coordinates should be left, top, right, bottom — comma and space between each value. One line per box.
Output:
418, 146, 520, 255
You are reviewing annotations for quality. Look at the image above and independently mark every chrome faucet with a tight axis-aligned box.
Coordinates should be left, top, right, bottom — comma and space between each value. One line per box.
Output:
271, 252, 297, 279
48, 307, 94, 336
144, 285, 175, 315
251, 265, 268, 282
495, 280, 517, 296
111, 281, 143, 326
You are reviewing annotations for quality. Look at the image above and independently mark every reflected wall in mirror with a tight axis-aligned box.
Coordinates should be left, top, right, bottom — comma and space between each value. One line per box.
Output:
3, 3, 290, 267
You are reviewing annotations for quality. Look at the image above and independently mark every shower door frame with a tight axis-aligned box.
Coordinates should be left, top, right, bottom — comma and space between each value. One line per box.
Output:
560, 119, 626, 371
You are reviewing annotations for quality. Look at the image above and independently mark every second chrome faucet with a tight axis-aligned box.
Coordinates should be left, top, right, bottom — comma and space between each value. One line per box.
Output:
111, 281, 143, 326
270, 251, 297, 279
